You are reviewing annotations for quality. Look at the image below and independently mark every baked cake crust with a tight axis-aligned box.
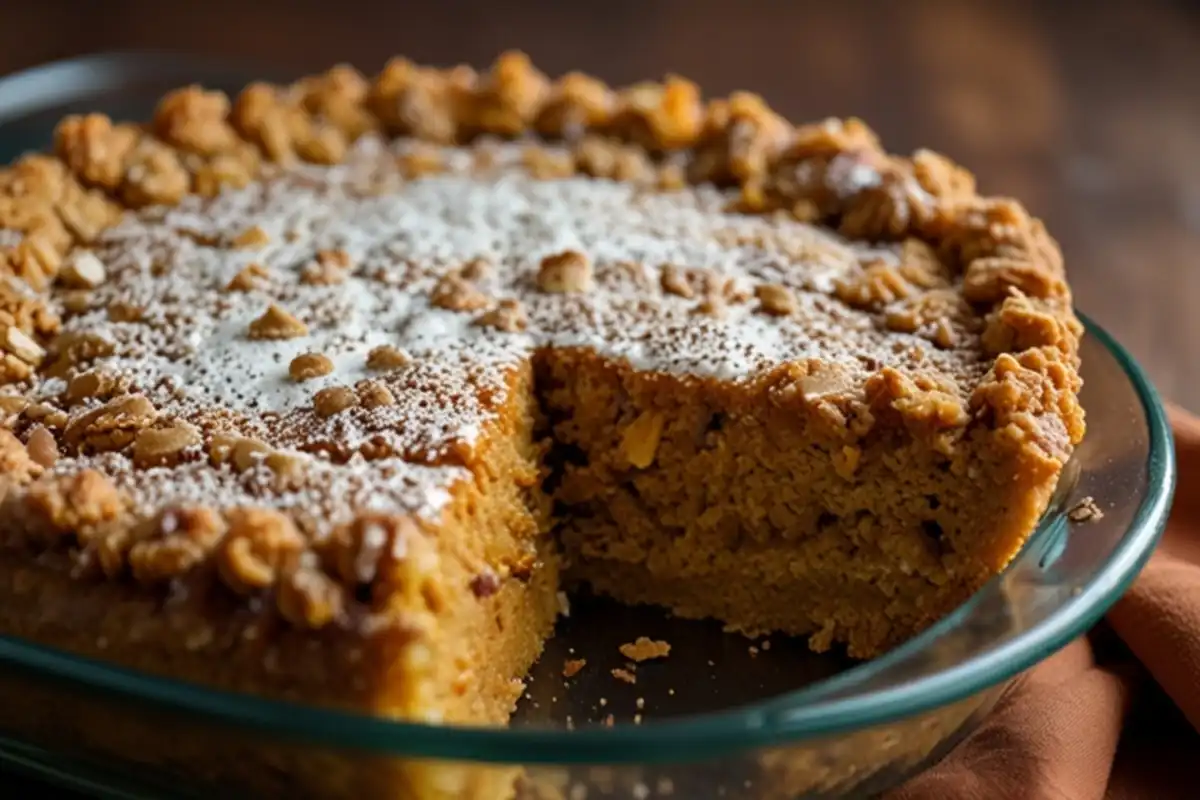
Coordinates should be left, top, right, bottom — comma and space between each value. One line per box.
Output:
0, 50, 1082, 750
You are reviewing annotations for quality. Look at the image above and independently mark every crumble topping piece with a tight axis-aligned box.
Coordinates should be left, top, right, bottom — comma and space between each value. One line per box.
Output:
611, 667, 637, 685
289, 352, 334, 381
619, 637, 672, 662
562, 658, 587, 678
366, 345, 410, 371
537, 250, 593, 294
313, 386, 358, 417
248, 304, 308, 339
474, 299, 528, 332
226, 262, 269, 292
59, 250, 107, 289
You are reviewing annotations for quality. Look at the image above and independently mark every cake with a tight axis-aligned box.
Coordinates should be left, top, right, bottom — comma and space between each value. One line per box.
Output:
0, 51, 1082, 781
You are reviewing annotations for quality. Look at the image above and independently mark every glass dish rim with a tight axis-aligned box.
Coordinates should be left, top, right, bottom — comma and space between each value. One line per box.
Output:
0, 313, 1173, 765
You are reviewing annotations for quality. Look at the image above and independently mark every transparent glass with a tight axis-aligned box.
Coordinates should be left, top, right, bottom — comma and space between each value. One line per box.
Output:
0, 55, 1175, 800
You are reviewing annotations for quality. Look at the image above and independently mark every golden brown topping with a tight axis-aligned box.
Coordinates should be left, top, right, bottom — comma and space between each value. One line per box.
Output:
43, 331, 115, 378
366, 345, 410, 372
357, 380, 396, 409
59, 250, 106, 289
62, 394, 158, 455
21, 402, 69, 430
430, 273, 490, 311
64, 370, 124, 406
225, 261, 269, 292
153, 86, 239, 156
297, 64, 376, 141
208, 434, 271, 473
25, 425, 58, 468
61, 290, 93, 315
289, 352, 334, 381
0, 428, 41, 483
536, 72, 615, 138
981, 292, 1080, 358
659, 264, 695, 299
755, 283, 797, 317
300, 249, 353, 285
884, 289, 974, 350
128, 507, 225, 584
911, 149, 976, 203
472, 51, 549, 136
614, 76, 704, 151
313, 385, 358, 417
277, 562, 345, 628
1, 325, 45, 365
191, 143, 262, 198
0, 280, 61, 338
248, 304, 308, 340
217, 508, 305, 594
369, 60, 475, 144
0, 394, 30, 418
786, 117, 880, 160
132, 422, 202, 469
325, 513, 420, 589
473, 298, 528, 332
865, 368, 968, 432
834, 260, 917, 310
537, 249, 593, 294
5, 232, 63, 291
53, 115, 139, 191
120, 139, 190, 208
232, 225, 270, 249
263, 450, 308, 486
23, 469, 126, 535
970, 347, 1085, 457
562, 658, 588, 678
0, 354, 32, 385
521, 146, 576, 180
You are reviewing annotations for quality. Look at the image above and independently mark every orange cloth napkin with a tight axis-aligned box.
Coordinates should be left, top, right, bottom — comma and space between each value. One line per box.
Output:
890, 405, 1200, 800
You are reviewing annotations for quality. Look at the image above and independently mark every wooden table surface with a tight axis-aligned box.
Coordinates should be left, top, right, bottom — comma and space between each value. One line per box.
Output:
0, 0, 1196, 795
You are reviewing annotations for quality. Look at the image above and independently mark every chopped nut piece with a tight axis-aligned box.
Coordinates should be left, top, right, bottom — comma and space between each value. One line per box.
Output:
660, 265, 694, 298
277, 564, 344, 629
132, 423, 202, 468
226, 262, 269, 292
59, 250, 107, 289
357, 380, 396, 408
313, 385, 357, 417
218, 508, 306, 594
536, 250, 593, 294
366, 344, 410, 371
62, 394, 157, 455
620, 410, 665, 469
474, 298, 528, 332
619, 637, 671, 662
2, 325, 45, 365
563, 658, 587, 678
25, 425, 58, 468
248, 304, 308, 340
430, 274, 490, 312
755, 283, 798, 316
460, 257, 491, 282
232, 225, 270, 249
289, 352, 334, 381
61, 290, 94, 314
129, 507, 225, 584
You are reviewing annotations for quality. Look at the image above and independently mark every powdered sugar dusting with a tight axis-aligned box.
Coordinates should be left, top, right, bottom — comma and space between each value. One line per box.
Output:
39, 136, 984, 526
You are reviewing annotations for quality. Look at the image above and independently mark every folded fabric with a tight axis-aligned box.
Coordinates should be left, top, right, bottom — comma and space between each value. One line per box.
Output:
889, 405, 1200, 800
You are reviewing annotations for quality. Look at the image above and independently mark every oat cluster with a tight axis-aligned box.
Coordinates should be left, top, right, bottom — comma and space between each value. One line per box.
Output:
0, 52, 1083, 633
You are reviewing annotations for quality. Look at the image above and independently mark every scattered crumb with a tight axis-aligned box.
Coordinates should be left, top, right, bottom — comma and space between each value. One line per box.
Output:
557, 590, 572, 617
748, 645, 760, 657
761, 640, 771, 651
619, 636, 671, 662
603, 714, 614, 727
1068, 496, 1104, 523
599, 697, 608, 707
707, 659, 715, 667
612, 668, 637, 685
657, 777, 675, 795
633, 713, 643, 725
563, 658, 587, 678
636, 697, 645, 710
668, 688, 675, 696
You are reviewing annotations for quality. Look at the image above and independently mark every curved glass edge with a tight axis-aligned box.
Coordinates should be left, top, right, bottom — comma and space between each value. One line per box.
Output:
0, 314, 1172, 765
0, 52, 284, 126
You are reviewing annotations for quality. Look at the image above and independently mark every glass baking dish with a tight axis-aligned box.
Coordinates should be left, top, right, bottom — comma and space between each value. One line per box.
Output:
0, 53, 1175, 800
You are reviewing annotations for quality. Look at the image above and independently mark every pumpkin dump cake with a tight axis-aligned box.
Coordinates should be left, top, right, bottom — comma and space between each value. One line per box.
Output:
0, 52, 1082, 747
